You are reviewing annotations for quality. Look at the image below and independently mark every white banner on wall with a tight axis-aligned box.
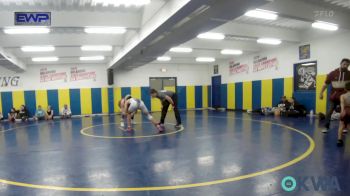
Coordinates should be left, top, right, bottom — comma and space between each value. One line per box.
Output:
229, 60, 249, 75
70, 66, 97, 82
40, 68, 68, 83
253, 56, 279, 72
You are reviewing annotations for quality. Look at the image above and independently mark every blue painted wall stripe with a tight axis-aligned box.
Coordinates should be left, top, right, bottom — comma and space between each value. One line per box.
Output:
47, 90, 59, 116
252, 81, 262, 110
195, 86, 202, 108
1, 92, 13, 118
272, 78, 284, 106
69, 89, 81, 115
177, 86, 186, 109
141, 87, 151, 110
108, 88, 114, 114
235, 82, 243, 110
121, 87, 131, 98
24, 91, 36, 117
221, 84, 227, 108
91, 88, 102, 114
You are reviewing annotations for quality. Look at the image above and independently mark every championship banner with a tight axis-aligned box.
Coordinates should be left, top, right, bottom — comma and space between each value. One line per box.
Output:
40, 68, 67, 83
253, 56, 279, 72
70, 67, 96, 81
229, 61, 249, 75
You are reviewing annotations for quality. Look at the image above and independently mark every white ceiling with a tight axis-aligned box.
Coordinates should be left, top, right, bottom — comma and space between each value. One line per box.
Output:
0, 0, 350, 71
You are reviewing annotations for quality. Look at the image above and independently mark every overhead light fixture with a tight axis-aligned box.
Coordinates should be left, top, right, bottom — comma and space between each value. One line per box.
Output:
32, 57, 58, 62
196, 57, 216, 62
21, 46, 55, 52
157, 56, 171, 61
4, 27, 50, 34
197, 32, 225, 40
80, 56, 105, 61
312, 21, 338, 31
257, 38, 282, 45
221, 49, 243, 55
169, 47, 193, 53
161, 68, 167, 72
244, 9, 278, 20
84, 27, 126, 34
301, 62, 316, 66
81, 45, 113, 51
92, 0, 151, 7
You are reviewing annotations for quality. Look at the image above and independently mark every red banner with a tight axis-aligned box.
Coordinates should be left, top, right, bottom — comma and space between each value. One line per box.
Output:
70, 67, 96, 81
229, 61, 249, 75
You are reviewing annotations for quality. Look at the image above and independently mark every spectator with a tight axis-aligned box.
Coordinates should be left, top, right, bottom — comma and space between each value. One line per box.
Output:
61, 104, 72, 119
17, 105, 29, 122
8, 108, 18, 122
34, 105, 46, 121
46, 105, 54, 120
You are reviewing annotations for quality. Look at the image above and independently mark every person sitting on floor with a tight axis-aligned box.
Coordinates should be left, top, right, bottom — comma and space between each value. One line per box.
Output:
16, 105, 29, 122
283, 98, 307, 117
8, 108, 18, 122
249, 95, 291, 115
34, 105, 46, 121
46, 105, 54, 120
61, 104, 72, 119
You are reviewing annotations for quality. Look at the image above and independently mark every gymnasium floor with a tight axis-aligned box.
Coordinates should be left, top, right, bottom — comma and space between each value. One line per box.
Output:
0, 110, 349, 196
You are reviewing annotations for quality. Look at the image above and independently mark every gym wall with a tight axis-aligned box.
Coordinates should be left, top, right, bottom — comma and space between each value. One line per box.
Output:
0, 63, 210, 117
211, 31, 350, 114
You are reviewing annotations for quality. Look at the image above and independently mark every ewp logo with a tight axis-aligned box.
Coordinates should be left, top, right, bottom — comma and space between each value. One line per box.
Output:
281, 176, 342, 192
15, 12, 51, 26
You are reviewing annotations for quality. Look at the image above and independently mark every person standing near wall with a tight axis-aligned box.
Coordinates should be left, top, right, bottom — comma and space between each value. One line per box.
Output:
319, 58, 350, 133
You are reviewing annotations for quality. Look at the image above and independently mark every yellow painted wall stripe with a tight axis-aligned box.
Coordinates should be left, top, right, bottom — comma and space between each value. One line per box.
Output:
58, 89, 70, 112
12, 91, 25, 109
316, 75, 327, 114
80, 88, 92, 115
186, 86, 195, 109
114, 87, 122, 112
284, 77, 293, 98
261, 79, 273, 107
227, 83, 235, 109
101, 88, 109, 113
131, 87, 141, 99
202, 86, 208, 108
243, 81, 252, 110
35, 90, 48, 109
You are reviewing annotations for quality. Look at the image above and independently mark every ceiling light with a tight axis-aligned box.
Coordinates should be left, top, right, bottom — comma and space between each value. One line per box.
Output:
157, 56, 171, 61
301, 62, 316, 66
81, 45, 113, 51
161, 68, 167, 72
221, 49, 243, 55
80, 56, 105, 61
84, 27, 126, 34
21, 46, 55, 52
312, 21, 338, 31
244, 9, 278, 20
169, 47, 193, 53
32, 57, 58, 62
197, 32, 225, 40
257, 38, 282, 45
4, 27, 50, 34
196, 57, 215, 62
92, 0, 151, 7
